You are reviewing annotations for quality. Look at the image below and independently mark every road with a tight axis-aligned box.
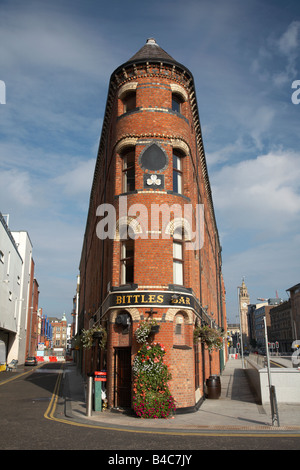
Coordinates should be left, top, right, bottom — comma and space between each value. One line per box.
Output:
0, 363, 300, 453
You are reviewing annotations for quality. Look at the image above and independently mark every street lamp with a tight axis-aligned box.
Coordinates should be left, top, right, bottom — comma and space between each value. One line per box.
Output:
264, 316, 280, 427
237, 286, 245, 369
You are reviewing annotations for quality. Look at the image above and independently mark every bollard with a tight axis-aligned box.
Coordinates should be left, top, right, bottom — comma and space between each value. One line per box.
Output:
86, 373, 93, 416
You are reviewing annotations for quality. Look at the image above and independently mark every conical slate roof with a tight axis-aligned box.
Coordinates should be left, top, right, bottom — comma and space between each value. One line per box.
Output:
128, 38, 176, 63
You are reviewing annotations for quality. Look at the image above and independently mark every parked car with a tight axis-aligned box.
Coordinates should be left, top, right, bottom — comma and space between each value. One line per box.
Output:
25, 356, 37, 366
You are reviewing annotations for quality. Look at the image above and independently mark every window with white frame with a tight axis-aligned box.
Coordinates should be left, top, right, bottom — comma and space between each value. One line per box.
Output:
120, 225, 135, 285
173, 150, 183, 194
173, 227, 184, 285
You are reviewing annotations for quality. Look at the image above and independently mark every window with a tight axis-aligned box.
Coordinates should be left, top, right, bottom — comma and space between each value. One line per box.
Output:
123, 91, 136, 113
122, 149, 135, 192
173, 228, 184, 285
173, 313, 187, 346
120, 225, 135, 285
173, 150, 183, 194
121, 239, 134, 284
172, 94, 182, 113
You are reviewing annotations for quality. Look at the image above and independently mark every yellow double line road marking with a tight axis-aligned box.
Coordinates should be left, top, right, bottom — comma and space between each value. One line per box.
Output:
0, 364, 44, 386
43, 365, 300, 437
44, 365, 63, 420
2, 365, 300, 437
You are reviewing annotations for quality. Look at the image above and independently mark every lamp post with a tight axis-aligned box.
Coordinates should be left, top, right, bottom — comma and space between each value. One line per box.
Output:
237, 286, 245, 369
264, 316, 280, 426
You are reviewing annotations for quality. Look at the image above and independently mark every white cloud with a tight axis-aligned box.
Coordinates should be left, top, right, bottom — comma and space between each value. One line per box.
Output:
252, 20, 300, 87
0, 2, 120, 81
278, 21, 300, 55
223, 232, 299, 320
54, 158, 95, 197
0, 169, 35, 207
211, 149, 300, 236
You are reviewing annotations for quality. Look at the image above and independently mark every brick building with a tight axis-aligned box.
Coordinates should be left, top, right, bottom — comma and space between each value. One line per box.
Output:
269, 300, 292, 353
78, 39, 227, 412
50, 314, 67, 353
287, 283, 300, 342
25, 259, 40, 358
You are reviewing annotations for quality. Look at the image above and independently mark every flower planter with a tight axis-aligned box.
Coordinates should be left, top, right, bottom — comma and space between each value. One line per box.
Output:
82, 326, 107, 349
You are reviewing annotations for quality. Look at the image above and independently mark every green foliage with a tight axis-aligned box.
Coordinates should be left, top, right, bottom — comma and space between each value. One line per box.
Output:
194, 325, 224, 352
134, 319, 159, 344
81, 325, 107, 349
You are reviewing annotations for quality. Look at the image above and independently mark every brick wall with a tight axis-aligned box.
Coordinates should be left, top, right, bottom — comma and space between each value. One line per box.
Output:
78, 48, 227, 411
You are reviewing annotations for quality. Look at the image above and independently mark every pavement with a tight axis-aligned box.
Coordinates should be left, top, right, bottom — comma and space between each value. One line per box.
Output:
61, 358, 300, 433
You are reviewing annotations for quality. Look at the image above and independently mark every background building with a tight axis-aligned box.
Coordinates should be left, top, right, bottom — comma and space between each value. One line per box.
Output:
0, 213, 38, 367
77, 39, 227, 412
25, 263, 40, 358
269, 300, 292, 353
0, 213, 23, 368
238, 279, 250, 348
287, 283, 300, 342
50, 314, 67, 357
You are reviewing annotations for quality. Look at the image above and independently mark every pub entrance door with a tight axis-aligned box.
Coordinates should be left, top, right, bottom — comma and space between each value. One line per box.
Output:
114, 347, 132, 408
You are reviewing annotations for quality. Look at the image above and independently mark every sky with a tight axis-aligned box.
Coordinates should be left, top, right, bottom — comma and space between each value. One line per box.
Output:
0, 0, 299, 324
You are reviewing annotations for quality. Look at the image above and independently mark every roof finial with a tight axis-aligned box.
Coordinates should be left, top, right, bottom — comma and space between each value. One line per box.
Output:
146, 38, 158, 45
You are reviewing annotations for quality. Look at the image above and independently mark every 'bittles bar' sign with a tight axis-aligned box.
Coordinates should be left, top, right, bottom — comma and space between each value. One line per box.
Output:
101, 290, 209, 322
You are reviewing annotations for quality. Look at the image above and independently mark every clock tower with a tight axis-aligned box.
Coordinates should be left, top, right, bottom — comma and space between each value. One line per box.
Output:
239, 278, 250, 346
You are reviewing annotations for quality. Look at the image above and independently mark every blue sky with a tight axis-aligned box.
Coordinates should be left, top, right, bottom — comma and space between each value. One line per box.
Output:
0, 0, 299, 323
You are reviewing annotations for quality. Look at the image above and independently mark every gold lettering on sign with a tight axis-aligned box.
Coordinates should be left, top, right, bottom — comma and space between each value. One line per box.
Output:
113, 292, 192, 306
171, 296, 191, 305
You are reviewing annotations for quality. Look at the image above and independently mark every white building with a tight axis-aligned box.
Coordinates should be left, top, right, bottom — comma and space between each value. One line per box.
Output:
0, 213, 33, 367
11, 230, 33, 364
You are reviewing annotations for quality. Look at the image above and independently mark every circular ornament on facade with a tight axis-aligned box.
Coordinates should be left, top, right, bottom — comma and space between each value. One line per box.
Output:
139, 142, 168, 172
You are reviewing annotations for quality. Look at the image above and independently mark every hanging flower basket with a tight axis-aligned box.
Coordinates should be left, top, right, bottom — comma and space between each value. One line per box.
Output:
194, 325, 224, 352
93, 331, 103, 339
82, 326, 107, 350
135, 319, 159, 344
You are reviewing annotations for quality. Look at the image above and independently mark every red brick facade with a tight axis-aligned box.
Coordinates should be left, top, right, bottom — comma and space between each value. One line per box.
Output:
78, 39, 227, 412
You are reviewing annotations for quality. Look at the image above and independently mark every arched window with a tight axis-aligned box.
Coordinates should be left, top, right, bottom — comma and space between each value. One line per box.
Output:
122, 91, 136, 113
120, 225, 135, 285
170, 84, 187, 114
173, 150, 183, 194
121, 148, 135, 193
173, 227, 184, 285
172, 93, 183, 113
118, 82, 138, 116
173, 312, 186, 346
